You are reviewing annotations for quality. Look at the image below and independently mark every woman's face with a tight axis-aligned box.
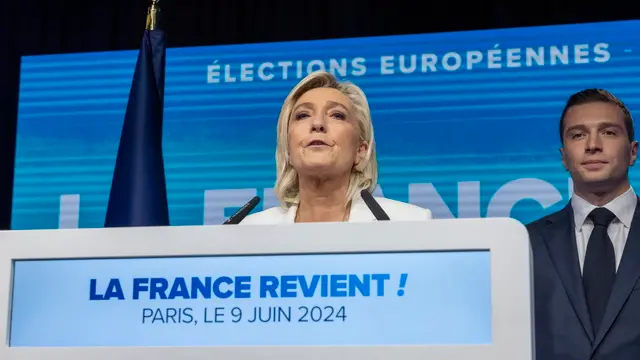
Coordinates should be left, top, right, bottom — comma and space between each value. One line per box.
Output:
287, 87, 367, 179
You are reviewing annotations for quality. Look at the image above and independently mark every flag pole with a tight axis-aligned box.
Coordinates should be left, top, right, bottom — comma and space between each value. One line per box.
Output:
145, 0, 160, 30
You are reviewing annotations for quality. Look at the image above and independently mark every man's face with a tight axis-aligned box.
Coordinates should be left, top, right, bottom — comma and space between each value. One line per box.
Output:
561, 101, 637, 191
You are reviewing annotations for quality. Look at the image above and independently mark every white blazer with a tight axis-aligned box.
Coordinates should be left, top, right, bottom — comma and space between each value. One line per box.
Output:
240, 196, 432, 225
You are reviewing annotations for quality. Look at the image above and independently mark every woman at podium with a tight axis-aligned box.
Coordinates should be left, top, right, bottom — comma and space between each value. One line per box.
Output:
241, 71, 432, 224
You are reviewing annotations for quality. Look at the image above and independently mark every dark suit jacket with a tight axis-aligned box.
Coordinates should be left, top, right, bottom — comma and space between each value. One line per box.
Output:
527, 201, 640, 360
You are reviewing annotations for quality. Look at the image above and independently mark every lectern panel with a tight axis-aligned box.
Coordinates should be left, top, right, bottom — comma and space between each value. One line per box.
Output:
0, 219, 532, 360
10, 251, 491, 347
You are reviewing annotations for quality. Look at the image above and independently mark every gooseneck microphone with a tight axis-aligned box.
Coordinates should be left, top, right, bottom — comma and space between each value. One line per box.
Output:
360, 190, 390, 221
222, 196, 261, 224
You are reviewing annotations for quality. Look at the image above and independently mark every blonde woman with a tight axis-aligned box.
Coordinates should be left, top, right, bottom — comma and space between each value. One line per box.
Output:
242, 71, 432, 224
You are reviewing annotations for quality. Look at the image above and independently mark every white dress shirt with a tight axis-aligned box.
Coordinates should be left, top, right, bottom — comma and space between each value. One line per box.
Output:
571, 186, 637, 273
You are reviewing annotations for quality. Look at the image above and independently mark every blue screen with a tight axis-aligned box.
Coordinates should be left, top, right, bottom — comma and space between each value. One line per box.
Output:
12, 20, 640, 229
10, 251, 491, 347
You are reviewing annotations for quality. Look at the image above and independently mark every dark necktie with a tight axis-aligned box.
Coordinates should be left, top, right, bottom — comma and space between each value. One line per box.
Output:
583, 207, 617, 333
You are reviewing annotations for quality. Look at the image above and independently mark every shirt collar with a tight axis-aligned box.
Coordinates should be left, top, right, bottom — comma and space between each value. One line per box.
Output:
571, 186, 637, 229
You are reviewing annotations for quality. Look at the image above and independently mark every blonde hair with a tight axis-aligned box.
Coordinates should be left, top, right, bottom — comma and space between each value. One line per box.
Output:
273, 71, 378, 208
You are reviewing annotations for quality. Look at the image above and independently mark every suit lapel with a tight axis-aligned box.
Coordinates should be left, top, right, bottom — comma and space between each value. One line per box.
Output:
283, 205, 297, 224
543, 204, 595, 342
282, 199, 376, 223
348, 198, 377, 222
593, 199, 640, 349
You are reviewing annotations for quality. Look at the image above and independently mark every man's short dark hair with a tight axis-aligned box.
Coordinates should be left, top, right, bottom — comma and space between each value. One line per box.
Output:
559, 88, 634, 144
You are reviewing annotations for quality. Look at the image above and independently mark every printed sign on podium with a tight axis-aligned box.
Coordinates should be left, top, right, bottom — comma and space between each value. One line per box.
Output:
0, 218, 533, 360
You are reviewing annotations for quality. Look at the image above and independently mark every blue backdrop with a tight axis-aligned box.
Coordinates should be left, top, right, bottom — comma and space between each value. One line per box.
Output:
12, 20, 640, 229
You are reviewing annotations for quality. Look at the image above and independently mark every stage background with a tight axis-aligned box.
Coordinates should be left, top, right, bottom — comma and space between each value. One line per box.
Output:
11, 20, 640, 230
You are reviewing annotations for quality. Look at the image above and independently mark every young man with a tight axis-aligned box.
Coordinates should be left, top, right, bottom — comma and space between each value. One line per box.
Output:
527, 89, 640, 360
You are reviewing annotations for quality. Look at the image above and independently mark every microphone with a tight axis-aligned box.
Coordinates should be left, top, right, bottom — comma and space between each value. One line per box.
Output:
360, 190, 390, 221
222, 196, 261, 224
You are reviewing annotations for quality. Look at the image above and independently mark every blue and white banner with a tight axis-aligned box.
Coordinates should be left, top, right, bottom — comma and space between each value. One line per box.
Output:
10, 251, 491, 346
12, 20, 640, 229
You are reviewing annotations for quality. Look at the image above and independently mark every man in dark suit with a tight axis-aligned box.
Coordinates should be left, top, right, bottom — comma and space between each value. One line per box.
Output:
527, 89, 640, 360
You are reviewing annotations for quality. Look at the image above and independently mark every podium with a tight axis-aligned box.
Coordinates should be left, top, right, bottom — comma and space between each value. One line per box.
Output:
0, 218, 534, 360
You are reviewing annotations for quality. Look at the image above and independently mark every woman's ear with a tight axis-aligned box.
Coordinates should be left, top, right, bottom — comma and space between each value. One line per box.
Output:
354, 141, 368, 168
